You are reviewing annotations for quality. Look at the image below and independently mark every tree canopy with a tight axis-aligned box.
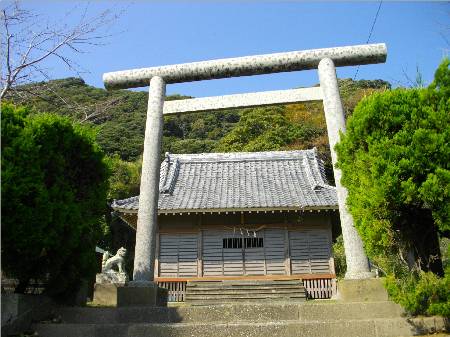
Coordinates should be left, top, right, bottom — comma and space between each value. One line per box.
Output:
1, 103, 110, 297
336, 59, 449, 275
215, 106, 324, 152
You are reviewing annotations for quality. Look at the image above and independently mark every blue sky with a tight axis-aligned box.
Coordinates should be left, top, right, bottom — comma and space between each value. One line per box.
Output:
18, 2, 450, 97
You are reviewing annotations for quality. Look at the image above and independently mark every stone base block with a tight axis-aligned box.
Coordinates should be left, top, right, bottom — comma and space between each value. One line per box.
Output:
117, 282, 158, 307
337, 278, 388, 302
93, 283, 121, 307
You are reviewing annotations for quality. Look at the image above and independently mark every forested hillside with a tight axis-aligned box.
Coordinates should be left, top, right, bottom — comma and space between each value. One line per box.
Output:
7, 77, 390, 163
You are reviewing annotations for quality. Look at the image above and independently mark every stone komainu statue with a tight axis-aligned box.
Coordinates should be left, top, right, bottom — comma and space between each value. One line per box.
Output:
102, 247, 127, 273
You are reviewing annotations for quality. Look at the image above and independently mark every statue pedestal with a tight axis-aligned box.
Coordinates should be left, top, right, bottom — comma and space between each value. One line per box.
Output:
92, 272, 128, 307
92, 283, 121, 306
96, 272, 128, 285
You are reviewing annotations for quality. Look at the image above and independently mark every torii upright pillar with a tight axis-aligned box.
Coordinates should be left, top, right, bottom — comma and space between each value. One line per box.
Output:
318, 58, 373, 279
132, 76, 166, 284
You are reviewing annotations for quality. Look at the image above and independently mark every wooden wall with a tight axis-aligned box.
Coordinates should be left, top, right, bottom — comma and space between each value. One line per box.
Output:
156, 212, 335, 278
159, 234, 198, 277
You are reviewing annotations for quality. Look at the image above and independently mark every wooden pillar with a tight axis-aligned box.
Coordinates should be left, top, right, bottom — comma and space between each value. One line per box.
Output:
285, 227, 292, 275
327, 217, 336, 275
197, 214, 203, 277
154, 232, 160, 279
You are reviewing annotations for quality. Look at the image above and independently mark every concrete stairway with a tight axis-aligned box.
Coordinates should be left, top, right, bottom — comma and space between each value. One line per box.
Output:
32, 301, 448, 337
185, 279, 307, 304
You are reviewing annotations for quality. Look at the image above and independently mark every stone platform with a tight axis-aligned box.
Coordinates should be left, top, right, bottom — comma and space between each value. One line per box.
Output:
33, 301, 448, 337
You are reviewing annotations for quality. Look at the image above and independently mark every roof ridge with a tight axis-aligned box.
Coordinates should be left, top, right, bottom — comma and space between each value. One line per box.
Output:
302, 156, 319, 190
166, 149, 317, 163
158, 159, 170, 190
302, 154, 336, 191
160, 158, 180, 194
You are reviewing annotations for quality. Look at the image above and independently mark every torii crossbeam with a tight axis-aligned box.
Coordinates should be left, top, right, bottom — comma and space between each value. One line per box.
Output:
103, 43, 387, 294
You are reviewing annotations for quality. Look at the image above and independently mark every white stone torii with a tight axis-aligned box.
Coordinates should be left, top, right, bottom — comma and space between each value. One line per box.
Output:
103, 43, 387, 286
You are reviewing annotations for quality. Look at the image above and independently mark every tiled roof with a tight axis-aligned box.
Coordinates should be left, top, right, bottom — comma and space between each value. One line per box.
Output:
111, 149, 338, 214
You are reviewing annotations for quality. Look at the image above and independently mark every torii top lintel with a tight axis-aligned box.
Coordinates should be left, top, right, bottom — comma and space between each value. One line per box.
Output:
103, 43, 387, 90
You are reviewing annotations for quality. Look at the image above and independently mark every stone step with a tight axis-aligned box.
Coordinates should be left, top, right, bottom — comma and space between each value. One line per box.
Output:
33, 316, 448, 337
187, 285, 305, 291
185, 289, 307, 296
297, 301, 405, 321
185, 293, 306, 302
53, 301, 405, 324
187, 280, 304, 287
185, 297, 306, 302
188, 280, 303, 284
185, 297, 307, 303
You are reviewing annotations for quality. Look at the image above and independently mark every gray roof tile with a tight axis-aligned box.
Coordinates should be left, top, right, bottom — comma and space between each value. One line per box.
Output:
111, 149, 338, 214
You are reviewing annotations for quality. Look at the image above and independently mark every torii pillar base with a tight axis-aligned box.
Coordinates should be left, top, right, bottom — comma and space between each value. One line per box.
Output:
117, 281, 168, 307
337, 278, 388, 302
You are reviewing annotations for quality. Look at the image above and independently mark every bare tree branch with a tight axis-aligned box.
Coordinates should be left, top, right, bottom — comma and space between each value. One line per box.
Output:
1, 1, 123, 99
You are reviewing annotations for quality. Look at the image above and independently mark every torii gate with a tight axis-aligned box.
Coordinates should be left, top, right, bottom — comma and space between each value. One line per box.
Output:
103, 43, 387, 292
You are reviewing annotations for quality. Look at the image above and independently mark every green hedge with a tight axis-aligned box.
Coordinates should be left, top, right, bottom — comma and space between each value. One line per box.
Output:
1, 103, 110, 299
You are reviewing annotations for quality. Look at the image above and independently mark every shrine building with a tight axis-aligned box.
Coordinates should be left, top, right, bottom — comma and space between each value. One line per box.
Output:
112, 148, 338, 300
